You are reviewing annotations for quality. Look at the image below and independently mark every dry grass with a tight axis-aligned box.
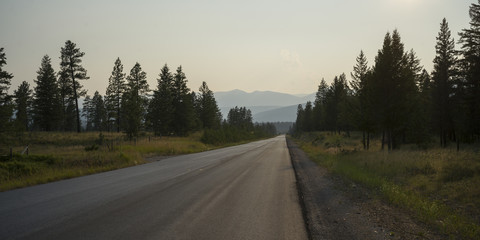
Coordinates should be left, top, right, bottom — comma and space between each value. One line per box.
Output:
0, 131, 214, 191
292, 132, 480, 239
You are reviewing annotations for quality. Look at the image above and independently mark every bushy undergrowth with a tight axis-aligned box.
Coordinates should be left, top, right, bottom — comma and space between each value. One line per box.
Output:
292, 132, 480, 239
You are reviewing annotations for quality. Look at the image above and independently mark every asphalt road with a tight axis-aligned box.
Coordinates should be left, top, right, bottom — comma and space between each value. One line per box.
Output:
0, 135, 307, 240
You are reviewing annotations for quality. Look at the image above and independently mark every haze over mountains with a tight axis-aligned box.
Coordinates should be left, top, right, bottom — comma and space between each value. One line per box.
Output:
214, 89, 315, 123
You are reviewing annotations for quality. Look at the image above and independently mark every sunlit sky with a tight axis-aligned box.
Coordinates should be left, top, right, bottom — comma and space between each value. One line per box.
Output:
0, 0, 474, 95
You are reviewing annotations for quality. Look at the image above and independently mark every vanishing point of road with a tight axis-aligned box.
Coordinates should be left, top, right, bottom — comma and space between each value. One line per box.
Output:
0, 135, 307, 240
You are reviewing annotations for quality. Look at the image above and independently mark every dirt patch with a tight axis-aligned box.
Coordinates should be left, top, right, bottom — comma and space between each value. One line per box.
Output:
287, 138, 445, 240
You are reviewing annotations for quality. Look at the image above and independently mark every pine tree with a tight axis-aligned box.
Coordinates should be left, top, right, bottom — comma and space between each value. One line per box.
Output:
432, 18, 457, 147
371, 30, 414, 150
295, 104, 305, 133
350, 50, 369, 95
313, 78, 328, 131
105, 58, 126, 132
337, 73, 353, 137
324, 74, 349, 134
149, 64, 174, 136
13, 81, 33, 131
82, 95, 93, 131
172, 66, 195, 136
196, 81, 221, 129
403, 50, 428, 145
350, 51, 371, 148
227, 106, 253, 130
57, 68, 75, 131
59, 40, 89, 133
83, 91, 107, 131
0, 48, 14, 132
303, 101, 313, 132
459, 0, 480, 141
33, 55, 62, 131
122, 62, 149, 139
93, 91, 107, 131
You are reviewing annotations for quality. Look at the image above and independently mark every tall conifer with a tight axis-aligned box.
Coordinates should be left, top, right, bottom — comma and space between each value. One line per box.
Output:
59, 40, 89, 132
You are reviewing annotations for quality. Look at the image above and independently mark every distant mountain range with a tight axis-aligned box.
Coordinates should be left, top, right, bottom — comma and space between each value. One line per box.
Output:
214, 89, 315, 123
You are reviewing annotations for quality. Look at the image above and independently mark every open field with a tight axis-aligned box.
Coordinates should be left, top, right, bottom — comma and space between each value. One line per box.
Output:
0, 131, 214, 191
292, 132, 480, 239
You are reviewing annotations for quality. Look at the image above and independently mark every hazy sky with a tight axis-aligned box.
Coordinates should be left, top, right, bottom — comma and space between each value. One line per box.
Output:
0, 0, 474, 95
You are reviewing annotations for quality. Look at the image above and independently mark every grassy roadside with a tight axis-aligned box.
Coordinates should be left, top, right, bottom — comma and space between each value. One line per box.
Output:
0, 131, 230, 191
290, 132, 480, 239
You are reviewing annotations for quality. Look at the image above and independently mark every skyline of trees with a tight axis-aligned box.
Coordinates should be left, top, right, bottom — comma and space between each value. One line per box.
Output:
294, 1, 480, 150
0, 41, 229, 138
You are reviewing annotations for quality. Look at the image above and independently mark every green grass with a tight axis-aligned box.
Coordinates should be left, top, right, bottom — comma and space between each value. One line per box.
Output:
292, 132, 480, 239
0, 131, 219, 191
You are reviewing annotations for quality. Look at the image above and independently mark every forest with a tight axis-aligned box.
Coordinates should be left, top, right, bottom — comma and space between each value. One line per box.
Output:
0, 42, 275, 145
294, 2, 480, 151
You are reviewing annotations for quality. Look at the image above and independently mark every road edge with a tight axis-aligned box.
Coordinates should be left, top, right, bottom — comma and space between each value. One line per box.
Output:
286, 137, 314, 240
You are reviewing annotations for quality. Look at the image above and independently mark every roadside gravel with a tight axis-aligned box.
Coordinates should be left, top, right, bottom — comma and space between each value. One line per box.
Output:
287, 138, 445, 240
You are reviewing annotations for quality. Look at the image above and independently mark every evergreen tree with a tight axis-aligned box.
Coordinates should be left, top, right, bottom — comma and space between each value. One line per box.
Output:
13, 81, 33, 131
403, 50, 428, 145
227, 106, 253, 130
83, 91, 107, 131
196, 81, 222, 129
337, 73, 353, 136
350, 50, 369, 95
57, 67, 75, 131
59, 40, 89, 133
303, 101, 314, 132
122, 62, 149, 139
313, 79, 328, 131
105, 58, 126, 132
350, 51, 372, 148
371, 30, 416, 150
33, 55, 62, 131
295, 104, 305, 133
458, 0, 480, 141
432, 18, 457, 147
324, 74, 349, 134
92, 91, 107, 131
0, 48, 14, 132
172, 66, 195, 136
82, 95, 93, 131
149, 64, 174, 136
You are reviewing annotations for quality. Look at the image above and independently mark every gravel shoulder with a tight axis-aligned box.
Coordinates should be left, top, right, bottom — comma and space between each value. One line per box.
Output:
287, 138, 444, 240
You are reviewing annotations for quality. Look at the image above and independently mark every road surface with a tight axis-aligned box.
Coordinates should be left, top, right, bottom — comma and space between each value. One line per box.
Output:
0, 135, 307, 240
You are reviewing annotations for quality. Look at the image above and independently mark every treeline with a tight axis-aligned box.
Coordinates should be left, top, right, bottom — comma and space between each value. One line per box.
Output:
0, 41, 276, 141
202, 106, 276, 145
294, 1, 480, 151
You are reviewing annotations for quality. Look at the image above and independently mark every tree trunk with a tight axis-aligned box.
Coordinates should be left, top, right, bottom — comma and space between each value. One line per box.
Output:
440, 129, 443, 148
70, 68, 81, 133
457, 136, 460, 152
382, 131, 385, 150
387, 130, 392, 151
362, 131, 366, 150
367, 132, 370, 150
117, 102, 121, 133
